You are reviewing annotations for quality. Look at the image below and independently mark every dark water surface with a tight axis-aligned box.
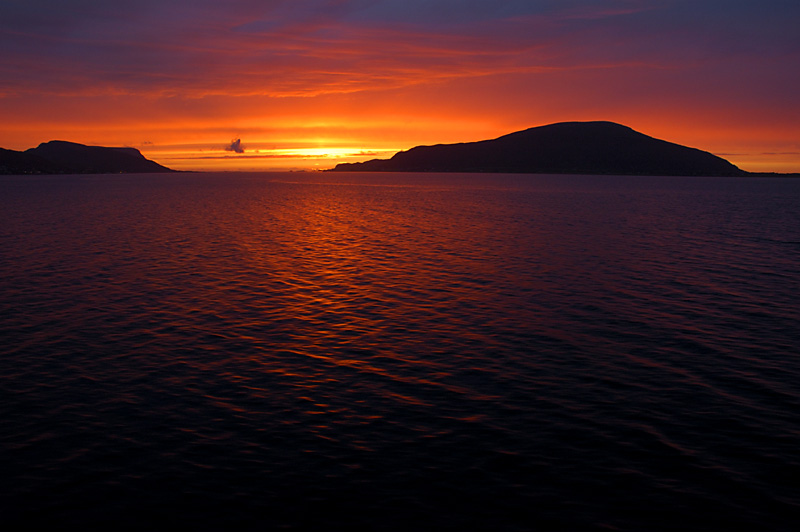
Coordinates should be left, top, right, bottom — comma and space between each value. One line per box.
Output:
1, 172, 799, 531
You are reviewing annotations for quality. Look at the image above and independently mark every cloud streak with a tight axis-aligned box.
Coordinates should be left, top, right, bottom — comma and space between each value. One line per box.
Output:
1, 1, 792, 97
2, 0, 797, 103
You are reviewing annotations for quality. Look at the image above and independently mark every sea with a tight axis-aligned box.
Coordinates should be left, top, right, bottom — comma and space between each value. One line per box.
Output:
1, 172, 798, 531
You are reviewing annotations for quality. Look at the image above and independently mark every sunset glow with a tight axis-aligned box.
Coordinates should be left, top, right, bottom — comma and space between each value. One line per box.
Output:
2, 1, 799, 172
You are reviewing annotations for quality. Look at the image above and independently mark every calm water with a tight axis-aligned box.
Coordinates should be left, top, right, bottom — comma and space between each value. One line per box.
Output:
1, 172, 799, 531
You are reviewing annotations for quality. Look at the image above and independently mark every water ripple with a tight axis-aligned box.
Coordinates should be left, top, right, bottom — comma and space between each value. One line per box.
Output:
1, 173, 799, 531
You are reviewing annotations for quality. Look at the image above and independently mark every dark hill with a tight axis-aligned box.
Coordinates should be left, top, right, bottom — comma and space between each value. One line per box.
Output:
0, 141, 175, 174
331, 121, 745, 176
0, 147, 63, 175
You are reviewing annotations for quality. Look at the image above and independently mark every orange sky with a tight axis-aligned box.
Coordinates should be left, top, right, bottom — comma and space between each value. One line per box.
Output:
2, 1, 799, 172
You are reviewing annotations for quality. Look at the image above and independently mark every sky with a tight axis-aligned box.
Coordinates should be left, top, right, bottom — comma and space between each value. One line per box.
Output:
1, 0, 799, 172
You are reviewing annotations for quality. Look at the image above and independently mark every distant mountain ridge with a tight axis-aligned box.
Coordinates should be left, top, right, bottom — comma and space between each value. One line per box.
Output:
331, 121, 746, 176
0, 141, 174, 174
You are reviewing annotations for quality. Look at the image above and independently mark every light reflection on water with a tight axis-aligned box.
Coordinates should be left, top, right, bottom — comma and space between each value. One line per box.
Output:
1, 172, 799, 531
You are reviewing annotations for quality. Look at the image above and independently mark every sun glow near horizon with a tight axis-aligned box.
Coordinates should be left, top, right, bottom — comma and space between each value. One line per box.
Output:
135, 119, 800, 173
141, 140, 401, 172
125, 116, 513, 172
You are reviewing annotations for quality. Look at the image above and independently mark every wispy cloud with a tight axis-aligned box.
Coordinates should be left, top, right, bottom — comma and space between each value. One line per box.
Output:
225, 138, 245, 153
2, 0, 798, 101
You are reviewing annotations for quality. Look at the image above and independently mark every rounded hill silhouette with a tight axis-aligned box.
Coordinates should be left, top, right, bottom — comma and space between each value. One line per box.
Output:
332, 121, 745, 176
0, 141, 174, 174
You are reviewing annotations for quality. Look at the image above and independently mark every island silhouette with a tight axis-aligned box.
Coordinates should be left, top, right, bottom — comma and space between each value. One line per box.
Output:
2, 124, 795, 176
330, 121, 748, 176
0, 141, 174, 174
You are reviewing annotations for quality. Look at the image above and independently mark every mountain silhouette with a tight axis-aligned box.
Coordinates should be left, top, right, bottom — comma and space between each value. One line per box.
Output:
331, 121, 746, 176
0, 141, 175, 174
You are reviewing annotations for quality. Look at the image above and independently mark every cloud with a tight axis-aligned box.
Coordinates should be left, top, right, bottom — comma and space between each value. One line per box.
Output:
225, 138, 245, 153
3, 0, 797, 101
